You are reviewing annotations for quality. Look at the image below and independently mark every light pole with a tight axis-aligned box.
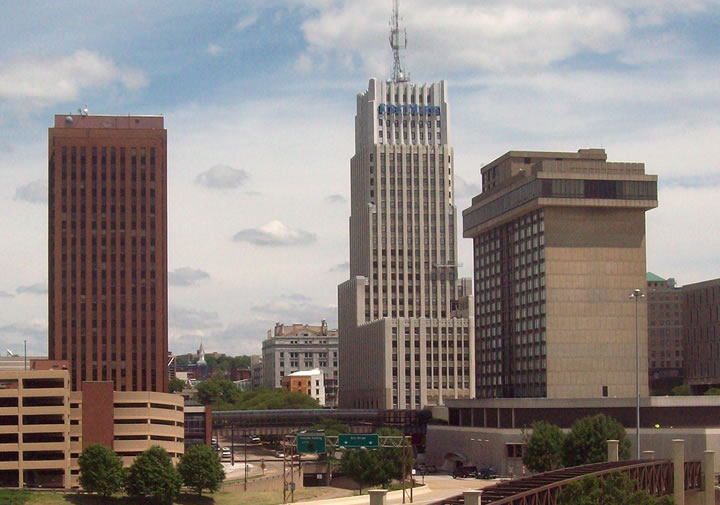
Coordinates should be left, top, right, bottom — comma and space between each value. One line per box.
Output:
630, 288, 645, 459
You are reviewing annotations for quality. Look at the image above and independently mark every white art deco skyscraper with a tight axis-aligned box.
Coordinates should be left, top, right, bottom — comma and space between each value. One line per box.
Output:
338, 3, 475, 409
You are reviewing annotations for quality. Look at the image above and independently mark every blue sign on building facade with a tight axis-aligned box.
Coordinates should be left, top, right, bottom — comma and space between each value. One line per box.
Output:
377, 104, 441, 116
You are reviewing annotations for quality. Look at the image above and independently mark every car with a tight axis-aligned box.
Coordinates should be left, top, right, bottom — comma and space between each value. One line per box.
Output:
426, 464, 438, 473
452, 466, 478, 479
477, 466, 498, 479
251, 436, 261, 442
221, 448, 231, 460
275, 451, 285, 459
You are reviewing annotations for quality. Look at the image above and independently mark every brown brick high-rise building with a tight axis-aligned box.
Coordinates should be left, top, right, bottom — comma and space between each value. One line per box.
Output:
48, 114, 168, 392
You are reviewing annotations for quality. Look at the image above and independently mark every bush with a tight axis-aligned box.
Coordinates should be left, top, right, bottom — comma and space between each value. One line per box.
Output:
178, 444, 225, 496
558, 472, 674, 505
78, 444, 125, 497
523, 421, 565, 472
125, 446, 182, 505
671, 384, 691, 396
562, 415, 631, 467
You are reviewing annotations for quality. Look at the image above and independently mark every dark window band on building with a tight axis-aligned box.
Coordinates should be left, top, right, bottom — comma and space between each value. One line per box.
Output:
466, 178, 658, 230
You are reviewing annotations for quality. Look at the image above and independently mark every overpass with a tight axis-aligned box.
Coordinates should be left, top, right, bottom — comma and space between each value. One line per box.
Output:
212, 408, 431, 437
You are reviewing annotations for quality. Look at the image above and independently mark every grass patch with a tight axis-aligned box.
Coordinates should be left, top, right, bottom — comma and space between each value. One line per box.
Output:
20, 487, 346, 505
0, 489, 32, 505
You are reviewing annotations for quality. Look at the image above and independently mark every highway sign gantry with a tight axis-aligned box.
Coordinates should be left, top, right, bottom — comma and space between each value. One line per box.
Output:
338, 434, 379, 448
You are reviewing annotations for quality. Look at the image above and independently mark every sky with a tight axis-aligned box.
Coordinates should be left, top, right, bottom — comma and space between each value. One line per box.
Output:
1, 0, 719, 357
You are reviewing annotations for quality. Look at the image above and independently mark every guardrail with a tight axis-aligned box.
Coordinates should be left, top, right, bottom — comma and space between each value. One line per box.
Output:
433, 459, 701, 505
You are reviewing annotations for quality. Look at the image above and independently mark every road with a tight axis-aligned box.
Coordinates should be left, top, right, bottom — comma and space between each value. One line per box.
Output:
305, 475, 497, 505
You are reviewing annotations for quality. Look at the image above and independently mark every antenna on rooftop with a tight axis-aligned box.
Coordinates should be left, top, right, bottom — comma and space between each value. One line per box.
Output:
389, 0, 409, 83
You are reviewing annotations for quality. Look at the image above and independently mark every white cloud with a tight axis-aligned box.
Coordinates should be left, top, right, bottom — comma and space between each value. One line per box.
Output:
297, 1, 632, 75
233, 220, 316, 246
235, 13, 259, 31
169, 267, 210, 286
15, 180, 47, 204
329, 262, 349, 272
196, 165, 248, 189
454, 176, 481, 199
0, 50, 147, 107
251, 294, 336, 326
169, 306, 222, 331
16, 283, 47, 295
325, 194, 347, 204
207, 44, 223, 56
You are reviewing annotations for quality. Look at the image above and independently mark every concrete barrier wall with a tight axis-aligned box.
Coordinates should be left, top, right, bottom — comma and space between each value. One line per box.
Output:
222, 467, 303, 493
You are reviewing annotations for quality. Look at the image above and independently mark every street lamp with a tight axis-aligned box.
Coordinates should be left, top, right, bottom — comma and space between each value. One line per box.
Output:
630, 288, 645, 459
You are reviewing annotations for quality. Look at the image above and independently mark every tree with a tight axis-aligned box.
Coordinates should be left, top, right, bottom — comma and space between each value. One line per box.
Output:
311, 418, 350, 436
196, 378, 241, 406
341, 447, 382, 493
671, 384, 691, 396
523, 421, 565, 473
125, 446, 182, 505
78, 444, 125, 498
340, 428, 413, 492
178, 444, 225, 496
557, 472, 674, 505
562, 415, 631, 467
168, 377, 186, 393
704, 387, 720, 396
199, 385, 321, 410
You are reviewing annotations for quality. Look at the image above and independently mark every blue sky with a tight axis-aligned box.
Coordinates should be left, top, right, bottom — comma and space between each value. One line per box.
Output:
1, 0, 719, 356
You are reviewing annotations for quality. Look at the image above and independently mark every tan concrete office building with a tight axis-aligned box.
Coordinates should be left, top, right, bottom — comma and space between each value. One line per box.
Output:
0, 368, 71, 489
463, 149, 657, 399
339, 78, 475, 409
0, 362, 183, 489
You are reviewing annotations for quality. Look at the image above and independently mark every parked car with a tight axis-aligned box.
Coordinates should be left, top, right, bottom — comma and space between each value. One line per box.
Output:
221, 448, 231, 460
477, 466, 498, 479
452, 466, 478, 478
426, 463, 438, 473
275, 451, 285, 459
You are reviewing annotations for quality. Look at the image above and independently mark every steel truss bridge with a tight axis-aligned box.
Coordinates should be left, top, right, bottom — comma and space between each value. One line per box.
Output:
433, 459, 702, 505
212, 408, 430, 437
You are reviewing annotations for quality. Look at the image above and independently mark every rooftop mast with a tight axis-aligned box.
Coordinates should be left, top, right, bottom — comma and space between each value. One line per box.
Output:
389, 0, 409, 83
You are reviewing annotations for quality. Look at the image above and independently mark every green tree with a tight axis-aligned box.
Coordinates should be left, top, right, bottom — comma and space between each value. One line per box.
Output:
704, 387, 720, 395
203, 386, 320, 410
168, 377, 186, 393
523, 421, 565, 473
125, 446, 182, 505
341, 447, 382, 493
562, 415, 631, 467
311, 418, 350, 436
196, 378, 241, 405
78, 444, 126, 498
558, 472, 674, 505
178, 444, 225, 496
671, 384, 691, 396
340, 428, 413, 492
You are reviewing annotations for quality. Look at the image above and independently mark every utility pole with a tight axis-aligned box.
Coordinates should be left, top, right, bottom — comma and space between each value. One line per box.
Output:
630, 288, 645, 459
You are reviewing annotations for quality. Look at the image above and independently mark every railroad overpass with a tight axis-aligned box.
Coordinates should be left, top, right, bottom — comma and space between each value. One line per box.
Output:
211, 408, 431, 438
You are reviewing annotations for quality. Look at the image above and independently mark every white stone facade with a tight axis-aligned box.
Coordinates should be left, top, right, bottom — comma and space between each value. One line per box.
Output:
339, 78, 475, 410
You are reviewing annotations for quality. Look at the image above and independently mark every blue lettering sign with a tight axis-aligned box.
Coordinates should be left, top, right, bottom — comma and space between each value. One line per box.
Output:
377, 104, 441, 116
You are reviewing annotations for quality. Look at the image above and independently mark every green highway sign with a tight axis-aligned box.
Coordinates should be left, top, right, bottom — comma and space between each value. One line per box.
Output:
297, 434, 326, 454
338, 434, 379, 448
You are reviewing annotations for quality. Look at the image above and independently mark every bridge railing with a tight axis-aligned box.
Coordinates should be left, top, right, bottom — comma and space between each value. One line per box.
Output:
434, 459, 701, 505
